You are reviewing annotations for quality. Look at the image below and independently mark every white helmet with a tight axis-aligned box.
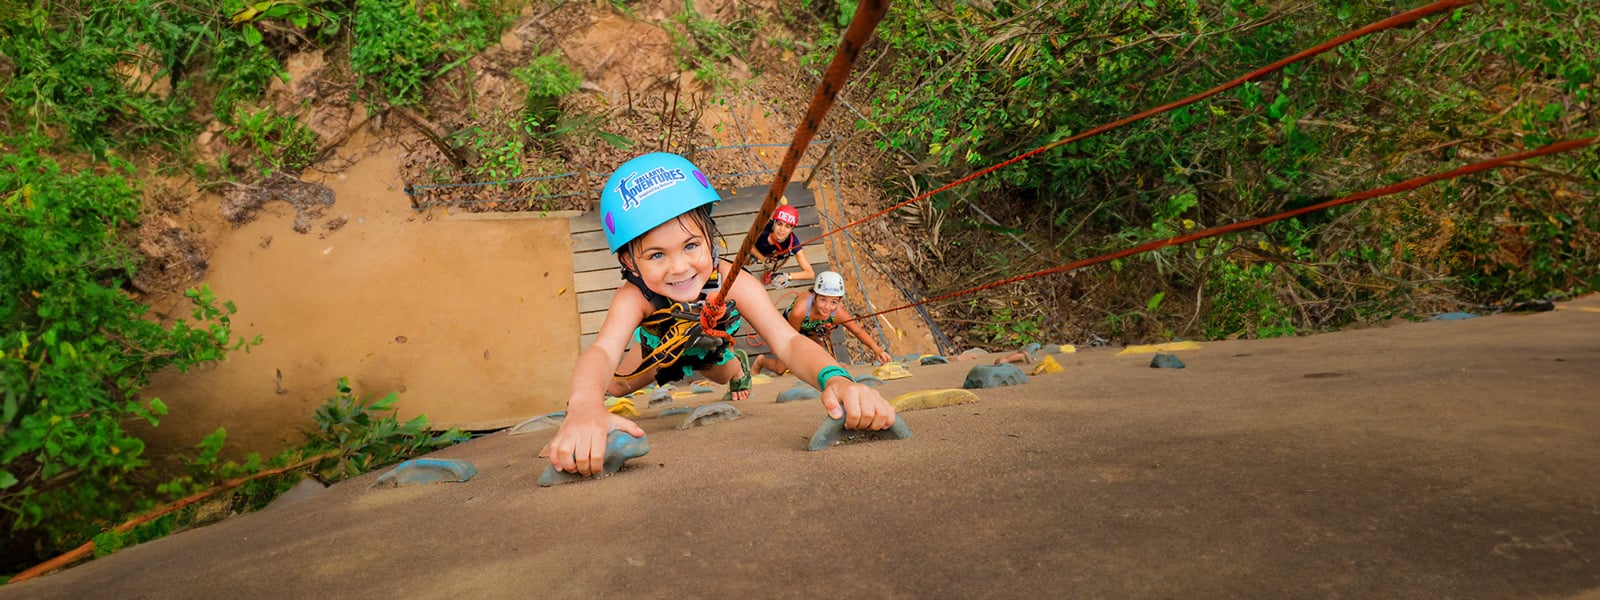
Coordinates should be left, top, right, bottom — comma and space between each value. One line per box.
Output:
813, 271, 846, 297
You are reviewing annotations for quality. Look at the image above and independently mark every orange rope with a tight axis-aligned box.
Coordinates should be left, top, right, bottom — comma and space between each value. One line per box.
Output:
803, 0, 1477, 247
9, 449, 342, 583
841, 136, 1596, 326
712, 0, 889, 304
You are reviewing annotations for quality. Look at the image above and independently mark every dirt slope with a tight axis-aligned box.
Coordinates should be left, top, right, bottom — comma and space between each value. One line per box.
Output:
10, 296, 1599, 599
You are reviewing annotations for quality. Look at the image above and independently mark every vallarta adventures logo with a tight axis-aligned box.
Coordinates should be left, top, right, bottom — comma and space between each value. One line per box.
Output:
616, 166, 687, 211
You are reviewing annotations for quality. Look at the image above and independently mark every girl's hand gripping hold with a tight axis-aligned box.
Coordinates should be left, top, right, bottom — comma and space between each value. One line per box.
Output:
820, 378, 897, 431
543, 405, 646, 476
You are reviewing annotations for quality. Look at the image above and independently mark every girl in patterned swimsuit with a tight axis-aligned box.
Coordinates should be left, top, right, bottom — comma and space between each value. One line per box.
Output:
753, 271, 893, 376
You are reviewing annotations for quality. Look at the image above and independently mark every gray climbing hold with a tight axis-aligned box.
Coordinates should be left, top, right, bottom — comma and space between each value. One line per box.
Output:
1021, 342, 1042, 355
896, 353, 921, 363
372, 458, 477, 488
807, 414, 914, 451
855, 375, 884, 387
960, 348, 985, 356
507, 414, 564, 436
962, 364, 1029, 389
690, 384, 715, 394
776, 385, 820, 403
546, 411, 566, 418
1045, 343, 1069, 355
677, 402, 743, 430
648, 385, 675, 407
657, 406, 694, 417
1150, 353, 1186, 369
537, 431, 650, 487
919, 355, 950, 365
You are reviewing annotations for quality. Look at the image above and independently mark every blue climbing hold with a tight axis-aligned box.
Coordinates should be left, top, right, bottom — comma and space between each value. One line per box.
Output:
1433, 312, 1478, 321
537, 430, 650, 487
372, 458, 478, 488
807, 414, 914, 451
777, 385, 821, 403
677, 402, 743, 429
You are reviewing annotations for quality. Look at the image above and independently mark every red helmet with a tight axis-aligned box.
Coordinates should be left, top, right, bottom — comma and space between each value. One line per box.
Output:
772, 205, 800, 226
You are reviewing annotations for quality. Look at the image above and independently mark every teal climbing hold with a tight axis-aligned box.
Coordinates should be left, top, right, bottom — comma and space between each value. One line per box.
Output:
537, 430, 650, 487
919, 355, 949, 365
807, 414, 914, 451
1150, 353, 1186, 369
855, 375, 884, 387
776, 385, 820, 403
657, 406, 694, 417
372, 458, 478, 488
962, 364, 1028, 389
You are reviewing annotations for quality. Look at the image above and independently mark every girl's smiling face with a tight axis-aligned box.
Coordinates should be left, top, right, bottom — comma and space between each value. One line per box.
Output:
813, 293, 842, 315
627, 216, 715, 303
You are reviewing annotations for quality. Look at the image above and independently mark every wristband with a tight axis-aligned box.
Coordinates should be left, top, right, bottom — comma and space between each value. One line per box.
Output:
816, 365, 854, 390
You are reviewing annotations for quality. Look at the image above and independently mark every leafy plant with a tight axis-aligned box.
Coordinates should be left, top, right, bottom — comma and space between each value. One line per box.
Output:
350, 0, 511, 107
222, 107, 320, 178
0, 146, 254, 569
304, 378, 467, 482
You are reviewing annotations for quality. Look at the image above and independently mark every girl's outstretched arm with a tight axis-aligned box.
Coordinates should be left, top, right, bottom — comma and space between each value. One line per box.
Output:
727, 268, 895, 431
547, 287, 648, 476
835, 306, 893, 364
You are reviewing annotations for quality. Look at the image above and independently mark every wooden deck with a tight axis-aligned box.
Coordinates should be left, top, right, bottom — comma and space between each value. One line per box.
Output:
569, 182, 847, 360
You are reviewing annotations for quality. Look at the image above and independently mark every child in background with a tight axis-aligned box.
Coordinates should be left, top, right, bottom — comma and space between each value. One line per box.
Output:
546, 153, 898, 477
751, 203, 816, 288
753, 271, 894, 376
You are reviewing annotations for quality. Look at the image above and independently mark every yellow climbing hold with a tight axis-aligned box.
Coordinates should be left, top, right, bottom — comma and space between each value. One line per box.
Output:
751, 374, 773, 385
1031, 355, 1063, 376
1116, 341, 1202, 355
891, 388, 979, 412
1056, 344, 1077, 354
671, 390, 698, 400
607, 397, 640, 418
873, 362, 913, 380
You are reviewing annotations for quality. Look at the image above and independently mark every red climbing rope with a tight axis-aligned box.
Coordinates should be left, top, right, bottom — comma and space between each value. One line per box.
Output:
711, 0, 889, 304
803, 0, 1476, 247
839, 136, 1597, 326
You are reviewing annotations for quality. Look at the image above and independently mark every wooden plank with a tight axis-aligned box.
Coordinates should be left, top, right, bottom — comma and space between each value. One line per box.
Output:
574, 254, 834, 296
568, 182, 815, 235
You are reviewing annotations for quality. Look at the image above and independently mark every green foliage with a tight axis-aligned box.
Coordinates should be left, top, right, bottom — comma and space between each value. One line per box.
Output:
834, 0, 1599, 343
0, 1, 200, 152
222, 107, 321, 178
0, 146, 252, 565
350, 0, 512, 106
304, 378, 467, 483
669, 0, 759, 85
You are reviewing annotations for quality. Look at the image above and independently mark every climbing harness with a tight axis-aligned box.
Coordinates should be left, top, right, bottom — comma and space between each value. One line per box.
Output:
614, 267, 741, 382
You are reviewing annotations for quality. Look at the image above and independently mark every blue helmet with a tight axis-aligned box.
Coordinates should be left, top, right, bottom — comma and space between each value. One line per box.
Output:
600, 153, 721, 253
